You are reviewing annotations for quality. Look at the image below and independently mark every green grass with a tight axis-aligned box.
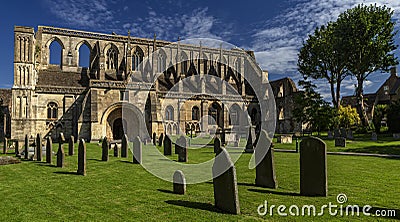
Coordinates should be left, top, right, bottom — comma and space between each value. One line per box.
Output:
0, 142, 399, 221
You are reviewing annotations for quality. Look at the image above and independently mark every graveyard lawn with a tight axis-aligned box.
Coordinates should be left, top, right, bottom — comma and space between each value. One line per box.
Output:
0, 142, 399, 221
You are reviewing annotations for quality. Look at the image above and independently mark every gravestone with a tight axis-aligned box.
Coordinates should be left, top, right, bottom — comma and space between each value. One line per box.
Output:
36, 134, 42, 161
163, 135, 172, 155
334, 129, 340, 138
173, 170, 186, 195
15, 141, 19, 156
77, 139, 86, 176
221, 129, 226, 146
346, 130, 354, 140
24, 135, 28, 159
334, 137, 346, 147
158, 133, 164, 147
46, 137, 52, 164
68, 136, 74, 156
212, 148, 240, 214
393, 133, 400, 139
255, 130, 277, 189
102, 137, 109, 161
300, 137, 327, 197
277, 135, 292, 144
340, 128, 347, 138
133, 136, 142, 164
371, 132, 377, 141
56, 143, 65, 168
3, 138, 8, 154
152, 132, 157, 145
327, 131, 333, 139
121, 134, 128, 158
245, 127, 254, 153
214, 137, 222, 154
177, 136, 187, 162
113, 144, 119, 157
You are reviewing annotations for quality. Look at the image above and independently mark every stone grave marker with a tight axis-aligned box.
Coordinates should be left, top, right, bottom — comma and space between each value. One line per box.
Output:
46, 137, 52, 164
340, 128, 347, 138
114, 144, 119, 157
121, 134, 128, 158
173, 170, 186, 195
327, 131, 333, 139
133, 136, 142, 164
14, 140, 19, 156
334, 129, 340, 138
152, 132, 157, 145
56, 143, 65, 168
77, 139, 86, 176
158, 133, 164, 147
334, 137, 346, 147
102, 137, 109, 161
24, 135, 28, 159
371, 132, 377, 141
300, 137, 327, 197
3, 138, 8, 154
177, 136, 187, 162
36, 134, 42, 161
277, 135, 292, 144
255, 130, 277, 189
68, 136, 74, 156
163, 135, 172, 155
245, 127, 254, 153
393, 133, 400, 139
214, 137, 222, 154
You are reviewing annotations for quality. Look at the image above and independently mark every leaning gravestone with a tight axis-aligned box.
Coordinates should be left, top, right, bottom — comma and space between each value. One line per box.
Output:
56, 143, 65, 168
173, 170, 186, 195
300, 137, 327, 196
371, 132, 378, 141
327, 131, 333, 139
214, 137, 222, 154
113, 144, 119, 157
102, 137, 109, 161
46, 137, 52, 164
177, 136, 187, 162
36, 134, 42, 161
158, 133, 164, 147
77, 139, 86, 176
133, 136, 142, 164
15, 141, 19, 156
163, 135, 172, 156
212, 148, 240, 214
152, 132, 157, 145
334, 137, 346, 147
121, 134, 128, 158
255, 130, 277, 189
3, 138, 8, 154
24, 135, 29, 159
245, 127, 254, 153
68, 136, 74, 156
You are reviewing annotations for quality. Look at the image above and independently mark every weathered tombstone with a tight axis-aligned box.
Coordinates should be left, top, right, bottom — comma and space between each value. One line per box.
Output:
121, 134, 128, 158
221, 129, 226, 146
334, 129, 340, 138
212, 148, 240, 214
300, 137, 327, 197
255, 130, 277, 189
15, 140, 19, 156
152, 132, 157, 145
173, 170, 186, 195
158, 133, 164, 147
177, 136, 187, 162
3, 138, 8, 154
36, 134, 42, 161
340, 128, 347, 138
245, 127, 254, 153
371, 132, 377, 141
163, 135, 172, 155
46, 137, 52, 164
113, 144, 119, 157
334, 137, 346, 147
214, 137, 222, 155
56, 143, 65, 168
277, 135, 292, 144
68, 136, 74, 156
102, 137, 109, 161
327, 131, 333, 139
77, 139, 86, 176
133, 136, 142, 164
24, 135, 29, 159
346, 130, 354, 140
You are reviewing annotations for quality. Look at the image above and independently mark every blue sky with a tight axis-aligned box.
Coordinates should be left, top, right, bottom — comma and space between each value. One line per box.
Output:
1, 0, 400, 100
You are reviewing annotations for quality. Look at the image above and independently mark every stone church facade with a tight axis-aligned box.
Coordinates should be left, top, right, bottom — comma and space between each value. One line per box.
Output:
11, 26, 274, 142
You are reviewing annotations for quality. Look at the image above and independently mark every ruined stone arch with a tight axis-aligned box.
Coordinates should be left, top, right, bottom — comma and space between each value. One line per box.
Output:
46, 36, 65, 66
75, 40, 93, 68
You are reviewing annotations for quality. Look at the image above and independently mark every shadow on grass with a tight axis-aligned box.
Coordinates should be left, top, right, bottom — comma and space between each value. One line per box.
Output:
157, 189, 174, 194
53, 171, 79, 175
119, 160, 133, 164
345, 145, 400, 156
87, 158, 105, 162
248, 188, 300, 196
34, 162, 57, 168
165, 200, 224, 213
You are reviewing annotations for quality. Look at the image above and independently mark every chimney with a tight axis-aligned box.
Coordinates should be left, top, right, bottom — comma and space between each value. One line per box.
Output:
390, 67, 397, 77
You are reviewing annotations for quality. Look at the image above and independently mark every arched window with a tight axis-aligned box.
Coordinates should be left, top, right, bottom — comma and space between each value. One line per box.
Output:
192, 106, 200, 121
132, 46, 144, 71
49, 40, 62, 65
106, 45, 118, 70
208, 104, 218, 125
165, 105, 174, 121
78, 43, 91, 68
157, 52, 166, 73
229, 105, 240, 126
180, 52, 188, 74
47, 102, 58, 120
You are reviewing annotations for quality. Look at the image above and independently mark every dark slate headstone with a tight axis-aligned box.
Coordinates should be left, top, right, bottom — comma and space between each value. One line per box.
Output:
158, 133, 164, 147
77, 139, 86, 176
56, 143, 65, 168
113, 144, 119, 157
173, 170, 186, 195
163, 135, 172, 156
212, 148, 240, 214
102, 137, 109, 161
36, 134, 42, 161
334, 137, 346, 147
152, 132, 157, 145
15, 140, 19, 156
121, 134, 128, 158
327, 131, 333, 139
300, 137, 327, 197
68, 136, 74, 156
3, 138, 8, 154
133, 136, 142, 164
177, 136, 187, 162
24, 135, 29, 159
371, 132, 377, 141
245, 127, 254, 153
214, 137, 222, 155
46, 137, 52, 164
255, 130, 277, 189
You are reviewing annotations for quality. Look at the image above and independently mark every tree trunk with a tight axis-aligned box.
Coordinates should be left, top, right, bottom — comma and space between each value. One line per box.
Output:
329, 81, 337, 108
336, 80, 341, 108
355, 78, 369, 126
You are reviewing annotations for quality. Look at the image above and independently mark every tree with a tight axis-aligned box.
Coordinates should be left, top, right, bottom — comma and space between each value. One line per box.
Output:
293, 80, 335, 134
298, 22, 348, 109
336, 105, 360, 129
387, 100, 400, 133
372, 104, 387, 133
336, 4, 398, 126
